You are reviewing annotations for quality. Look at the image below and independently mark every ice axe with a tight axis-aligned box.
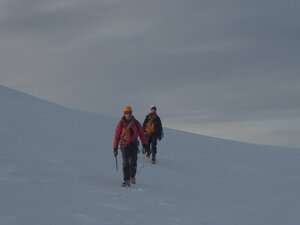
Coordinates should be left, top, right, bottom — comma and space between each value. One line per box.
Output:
115, 156, 118, 172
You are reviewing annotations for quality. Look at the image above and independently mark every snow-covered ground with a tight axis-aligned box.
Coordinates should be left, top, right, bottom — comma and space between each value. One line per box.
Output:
0, 85, 299, 225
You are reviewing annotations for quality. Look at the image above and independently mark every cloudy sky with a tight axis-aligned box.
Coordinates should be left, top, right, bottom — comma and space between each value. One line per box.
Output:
1, 0, 300, 148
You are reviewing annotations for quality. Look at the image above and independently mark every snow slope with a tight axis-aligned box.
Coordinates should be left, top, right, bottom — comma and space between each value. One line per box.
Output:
0, 85, 299, 225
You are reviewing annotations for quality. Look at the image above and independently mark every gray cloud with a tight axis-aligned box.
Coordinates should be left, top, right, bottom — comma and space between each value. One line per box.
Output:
0, 0, 300, 147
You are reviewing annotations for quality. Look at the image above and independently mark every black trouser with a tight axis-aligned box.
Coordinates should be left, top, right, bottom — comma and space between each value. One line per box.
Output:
146, 133, 157, 156
121, 143, 138, 181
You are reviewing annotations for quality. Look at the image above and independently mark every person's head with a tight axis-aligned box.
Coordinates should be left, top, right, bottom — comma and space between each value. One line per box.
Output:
122, 106, 133, 120
150, 105, 157, 114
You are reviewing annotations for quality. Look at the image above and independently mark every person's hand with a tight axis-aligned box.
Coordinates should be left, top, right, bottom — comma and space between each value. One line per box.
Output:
158, 132, 164, 141
113, 148, 118, 157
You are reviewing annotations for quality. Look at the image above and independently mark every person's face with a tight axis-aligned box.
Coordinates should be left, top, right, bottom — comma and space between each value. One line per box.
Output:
124, 111, 132, 120
151, 109, 156, 114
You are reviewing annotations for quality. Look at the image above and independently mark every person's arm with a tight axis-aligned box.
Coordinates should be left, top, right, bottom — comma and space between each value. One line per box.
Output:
156, 116, 163, 139
157, 116, 163, 134
113, 121, 122, 149
142, 116, 148, 130
137, 121, 147, 145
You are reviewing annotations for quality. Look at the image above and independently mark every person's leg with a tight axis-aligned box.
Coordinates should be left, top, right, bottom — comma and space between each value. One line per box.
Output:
151, 134, 158, 161
143, 134, 148, 154
151, 135, 157, 153
129, 144, 138, 180
121, 148, 130, 181
146, 134, 152, 157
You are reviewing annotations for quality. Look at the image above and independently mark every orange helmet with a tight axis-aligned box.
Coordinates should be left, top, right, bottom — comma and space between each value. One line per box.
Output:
122, 106, 133, 112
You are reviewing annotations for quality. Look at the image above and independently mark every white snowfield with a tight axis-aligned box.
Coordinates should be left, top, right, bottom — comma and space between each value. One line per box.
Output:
0, 85, 299, 225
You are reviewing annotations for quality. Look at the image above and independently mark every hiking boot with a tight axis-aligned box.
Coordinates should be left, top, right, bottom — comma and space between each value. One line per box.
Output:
130, 177, 136, 184
151, 154, 156, 164
146, 151, 151, 158
122, 180, 131, 187
152, 154, 156, 161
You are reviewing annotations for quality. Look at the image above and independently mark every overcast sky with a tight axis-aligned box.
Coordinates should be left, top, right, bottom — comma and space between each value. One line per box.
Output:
1, 0, 300, 148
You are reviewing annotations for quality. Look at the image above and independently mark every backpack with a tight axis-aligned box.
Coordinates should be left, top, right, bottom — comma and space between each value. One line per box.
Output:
145, 116, 156, 134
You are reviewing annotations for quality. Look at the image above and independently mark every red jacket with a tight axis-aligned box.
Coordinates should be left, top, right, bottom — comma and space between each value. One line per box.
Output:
113, 116, 147, 149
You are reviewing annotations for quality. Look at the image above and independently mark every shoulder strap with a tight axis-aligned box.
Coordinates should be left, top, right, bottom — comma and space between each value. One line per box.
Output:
121, 119, 136, 138
148, 115, 156, 124
134, 119, 138, 128
121, 119, 138, 128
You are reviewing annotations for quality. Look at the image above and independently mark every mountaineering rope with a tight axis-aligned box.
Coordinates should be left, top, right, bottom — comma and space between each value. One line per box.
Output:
114, 147, 146, 174
136, 147, 146, 174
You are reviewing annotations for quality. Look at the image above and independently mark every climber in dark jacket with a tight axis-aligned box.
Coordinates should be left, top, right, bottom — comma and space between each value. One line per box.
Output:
143, 106, 163, 164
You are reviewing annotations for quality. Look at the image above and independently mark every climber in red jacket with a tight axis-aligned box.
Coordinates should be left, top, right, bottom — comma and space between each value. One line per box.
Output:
113, 106, 147, 187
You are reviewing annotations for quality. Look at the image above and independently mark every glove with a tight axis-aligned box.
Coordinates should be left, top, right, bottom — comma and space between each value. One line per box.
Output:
158, 132, 164, 141
113, 148, 118, 157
